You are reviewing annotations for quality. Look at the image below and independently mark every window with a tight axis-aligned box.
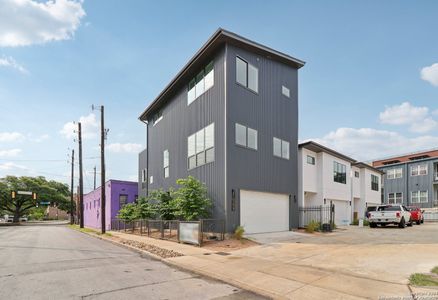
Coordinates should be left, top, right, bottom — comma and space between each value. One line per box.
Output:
388, 192, 403, 204
387, 168, 402, 179
188, 123, 214, 169
307, 155, 315, 165
119, 194, 128, 207
355, 171, 360, 178
371, 174, 379, 191
411, 191, 428, 203
282, 85, 290, 98
411, 164, 428, 176
187, 61, 214, 105
236, 57, 258, 93
152, 111, 163, 126
235, 123, 257, 150
149, 176, 153, 184
333, 161, 347, 184
273, 137, 289, 159
163, 150, 169, 178
141, 169, 147, 182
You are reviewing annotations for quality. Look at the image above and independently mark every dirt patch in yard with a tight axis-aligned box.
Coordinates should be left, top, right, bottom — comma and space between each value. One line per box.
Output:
202, 238, 258, 252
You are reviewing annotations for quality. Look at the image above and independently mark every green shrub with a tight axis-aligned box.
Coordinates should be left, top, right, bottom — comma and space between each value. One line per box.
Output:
148, 189, 175, 220
409, 273, 438, 286
136, 197, 156, 219
306, 220, 320, 233
432, 266, 438, 275
172, 176, 212, 221
117, 203, 140, 221
234, 226, 245, 240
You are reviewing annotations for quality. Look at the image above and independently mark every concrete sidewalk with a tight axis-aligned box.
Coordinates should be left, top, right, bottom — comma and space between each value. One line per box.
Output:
104, 230, 438, 300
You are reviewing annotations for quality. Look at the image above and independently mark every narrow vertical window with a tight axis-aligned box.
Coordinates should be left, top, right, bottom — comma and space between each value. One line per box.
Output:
119, 194, 128, 207
281, 140, 289, 160
247, 128, 258, 150
163, 149, 169, 178
236, 57, 247, 87
195, 70, 205, 98
273, 137, 282, 157
282, 85, 290, 98
248, 64, 258, 93
235, 123, 247, 146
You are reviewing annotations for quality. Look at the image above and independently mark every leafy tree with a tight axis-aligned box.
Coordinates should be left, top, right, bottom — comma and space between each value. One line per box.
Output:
148, 189, 175, 220
0, 176, 71, 222
172, 176, 212, 221
117, 203, 140, 221
136, 197, 156, 219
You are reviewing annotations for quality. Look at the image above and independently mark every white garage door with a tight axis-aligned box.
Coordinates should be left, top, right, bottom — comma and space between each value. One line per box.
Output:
240, 190, 289, 234
332, 200, 351, 226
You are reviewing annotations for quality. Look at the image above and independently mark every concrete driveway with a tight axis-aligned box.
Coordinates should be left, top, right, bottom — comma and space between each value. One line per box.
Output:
166, 223, 438, 299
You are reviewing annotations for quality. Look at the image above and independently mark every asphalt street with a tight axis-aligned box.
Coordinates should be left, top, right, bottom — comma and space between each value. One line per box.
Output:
0, 224, 264, 300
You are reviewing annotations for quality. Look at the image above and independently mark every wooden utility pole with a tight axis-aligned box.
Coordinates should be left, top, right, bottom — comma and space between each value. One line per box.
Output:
100, 106, 106, 234
70, 149, 75, 225
78, 122, 84, 229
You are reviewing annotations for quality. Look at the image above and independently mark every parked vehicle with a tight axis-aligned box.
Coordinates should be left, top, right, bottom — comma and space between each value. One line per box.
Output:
407, 206, 424, 225
368, 205, 412, 228
19, 216, 28, 222
4, 215, 14, 222
365, 206, 377, 219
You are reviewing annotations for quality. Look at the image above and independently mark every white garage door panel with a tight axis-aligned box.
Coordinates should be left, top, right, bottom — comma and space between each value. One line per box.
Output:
332, 200, 351, 226
240, 190, 289, 234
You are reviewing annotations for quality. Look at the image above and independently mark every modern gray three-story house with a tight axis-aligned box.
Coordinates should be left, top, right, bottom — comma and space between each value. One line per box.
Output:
373, 149, 438, 209
138, 29, 305, 233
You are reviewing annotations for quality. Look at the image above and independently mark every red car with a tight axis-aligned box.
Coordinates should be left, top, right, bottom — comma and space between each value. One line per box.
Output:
407, 206, 424, 225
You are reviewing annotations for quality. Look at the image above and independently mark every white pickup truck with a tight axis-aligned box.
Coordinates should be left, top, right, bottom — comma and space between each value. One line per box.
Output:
368, 205, 412, 228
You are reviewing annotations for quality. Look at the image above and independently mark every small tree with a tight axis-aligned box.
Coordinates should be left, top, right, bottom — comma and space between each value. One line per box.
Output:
148, 189, 175, 220
136, 197, 156, 219
172, 176, 212, 221
117, 203, 140, 222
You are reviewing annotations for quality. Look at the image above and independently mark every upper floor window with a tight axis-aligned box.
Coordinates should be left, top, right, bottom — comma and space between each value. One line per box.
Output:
152, 111, 163, 126
119, 194, 128, 207
411, 164, 427, 176
354, 171, 360, 178
235, 123, 258, 150
333, 161, 346, 184
371, 174, 379, 191
163, 150, 169, 178
149, 175, 153, 184
387, 168, 402, 179
188, 61, 214, 105
236, 57, 258, 93
411, 190, 428, 203
141, 169, 147, 182
307, 155, 315, 165
282, 85, 290, 98
273, 137, 289, 160
388, 192, 402, 204
188, 123, 214, 170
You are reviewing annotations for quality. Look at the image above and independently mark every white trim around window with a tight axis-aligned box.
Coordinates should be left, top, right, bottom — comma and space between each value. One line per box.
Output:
410, 164, 428, 176
387, 168, 403, 179
411, 190, 428, 203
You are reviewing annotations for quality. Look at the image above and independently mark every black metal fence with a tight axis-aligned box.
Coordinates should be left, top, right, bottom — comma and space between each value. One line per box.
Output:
110, 219, 225, 245
299, 203, 335, 231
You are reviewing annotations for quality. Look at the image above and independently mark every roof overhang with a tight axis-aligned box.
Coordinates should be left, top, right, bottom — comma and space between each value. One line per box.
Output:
139, 28, 305, 121
352, 162, 385, 174
299, 141, 356, 163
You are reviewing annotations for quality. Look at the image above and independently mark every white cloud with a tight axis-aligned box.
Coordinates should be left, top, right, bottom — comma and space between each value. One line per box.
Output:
0, 162, 29, 171
0, 132, 25, 142
312, 127, 438, 161
410, 118, 437, 133
421, 63, 438, 86
60, 113, 98, 139
0, 0, 85, 47
0, 148, 22, 157
106, 143, 143, 154
379, 102, 429, 125
0, 56, 29, 74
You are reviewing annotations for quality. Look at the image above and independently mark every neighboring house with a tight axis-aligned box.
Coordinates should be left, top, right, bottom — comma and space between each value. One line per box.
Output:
138, 28, 305, 234
45, 206, 69, 220
373, 149, 438, 209
83, 180, 138, 230
298, 141, 383, 226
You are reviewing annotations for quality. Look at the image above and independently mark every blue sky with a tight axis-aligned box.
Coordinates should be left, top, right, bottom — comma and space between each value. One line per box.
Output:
1, 0, 438, 191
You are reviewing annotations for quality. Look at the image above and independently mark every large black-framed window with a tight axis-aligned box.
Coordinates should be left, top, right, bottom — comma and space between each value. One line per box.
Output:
333, 161, 347, 184
371, 174, 379, 191
236, 56, 258, 93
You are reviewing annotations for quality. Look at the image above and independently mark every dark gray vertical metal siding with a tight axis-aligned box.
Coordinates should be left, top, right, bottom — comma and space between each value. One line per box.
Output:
379, 159, 438, 208
225, 45, 300, 231
138, 148, 147, 197
146, 47, 226, 220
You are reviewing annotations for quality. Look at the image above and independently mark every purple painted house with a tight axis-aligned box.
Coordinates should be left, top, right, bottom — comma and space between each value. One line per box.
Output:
83, 180, 138, 230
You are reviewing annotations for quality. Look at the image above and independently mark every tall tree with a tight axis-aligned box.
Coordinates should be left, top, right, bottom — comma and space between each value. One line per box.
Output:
0, 176, 71, 222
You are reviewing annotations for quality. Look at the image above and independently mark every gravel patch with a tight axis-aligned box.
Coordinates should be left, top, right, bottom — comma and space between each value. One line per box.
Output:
119, 238, 184, 258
